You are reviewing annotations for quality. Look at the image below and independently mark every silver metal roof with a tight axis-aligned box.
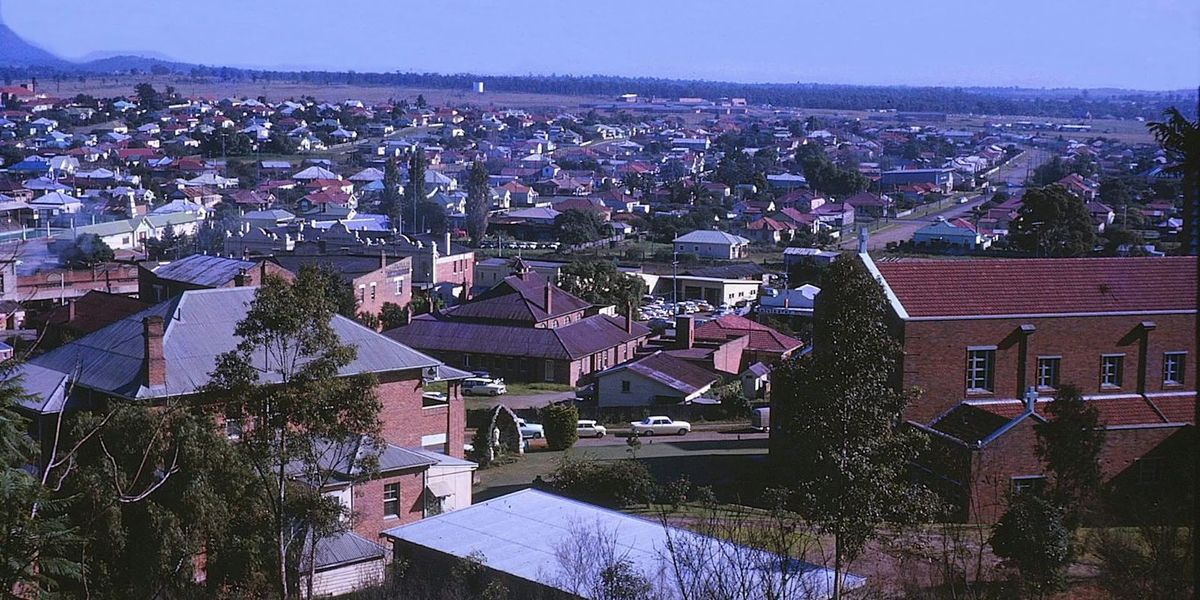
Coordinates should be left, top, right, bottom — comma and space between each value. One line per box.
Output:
383, 489, 863, 599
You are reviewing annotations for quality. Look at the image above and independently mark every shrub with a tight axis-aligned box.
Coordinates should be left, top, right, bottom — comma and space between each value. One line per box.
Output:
542, 403, 579, 451
550, 457, 655, 507
989, 494, 1070, 596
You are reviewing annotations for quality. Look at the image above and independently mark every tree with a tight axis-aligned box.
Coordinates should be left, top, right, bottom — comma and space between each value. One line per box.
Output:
417, 201, 448, 235
1031, 155, 1068, 186
772, 258, 933, 598
1008, 185, 1098, 257
1034, 384, 1105, 527
379, 302, 407, 330
556, 260, 645, 312
300, 263, 357, 319
383, 158, 402, 231
555, 209, 610, 245
541, 403, 579, 451
1148, 107, 1199, 253
465, 161, 491, 245
134, 82, 164, 111
415, 94, 427, 108
204, 271, 382, 598
58, 233, 115, 267
989, 494, 1071, 598
404, 147, 427, 233
144, 226, 189, 261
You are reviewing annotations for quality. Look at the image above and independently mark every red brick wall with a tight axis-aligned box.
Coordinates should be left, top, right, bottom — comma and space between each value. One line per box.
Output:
353, 261, 413, 318
434, 253, 474, 291
376, 370, 464, 457
351, 469, 426, 541
900, 313, 1195, 423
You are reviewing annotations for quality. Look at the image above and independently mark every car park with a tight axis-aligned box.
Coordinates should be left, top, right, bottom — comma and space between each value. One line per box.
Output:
576, 420, 607, 438
630, 416, 691, 436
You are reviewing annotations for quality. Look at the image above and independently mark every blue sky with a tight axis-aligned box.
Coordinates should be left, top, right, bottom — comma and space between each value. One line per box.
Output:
3, 0, 1198, 90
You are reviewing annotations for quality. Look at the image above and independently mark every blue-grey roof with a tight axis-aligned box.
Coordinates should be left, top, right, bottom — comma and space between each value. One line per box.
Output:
383, 489, 863, 599
149, 254, 258, 287
673, 230, 750, 245
28, 287, 442, 401
10, 362, 70, 414
311, 531, 386, 570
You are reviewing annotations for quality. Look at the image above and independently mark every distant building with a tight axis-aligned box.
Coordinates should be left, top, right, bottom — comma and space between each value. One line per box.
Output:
673, 230, 750, 260
880, 168, 955, 194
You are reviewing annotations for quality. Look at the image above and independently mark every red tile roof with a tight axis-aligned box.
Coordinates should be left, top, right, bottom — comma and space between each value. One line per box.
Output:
973, 394, 1189, 427
1152, 394, 1196, 424
694, 315, 803, 355
874, 257, 1196, 318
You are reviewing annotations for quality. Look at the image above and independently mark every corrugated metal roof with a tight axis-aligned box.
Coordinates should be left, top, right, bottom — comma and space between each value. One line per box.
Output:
29, 287, 442, 400
11, 362, 70, 414
673, 230, 750, 245
604, 351, 719, 395
311, 531, 385, 570
150, 254, 258, 287
383, 489, 862, 599
388, 313, 647, 361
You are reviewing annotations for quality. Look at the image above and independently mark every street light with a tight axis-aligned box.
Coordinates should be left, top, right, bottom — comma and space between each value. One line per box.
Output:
671, 250, 679, 315
47, 272, 65, 305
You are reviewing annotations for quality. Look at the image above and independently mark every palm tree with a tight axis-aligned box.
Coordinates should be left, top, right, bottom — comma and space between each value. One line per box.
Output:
1147, 106, 1199, 255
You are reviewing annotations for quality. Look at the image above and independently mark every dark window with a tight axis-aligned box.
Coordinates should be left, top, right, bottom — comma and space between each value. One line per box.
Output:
383, 483, 400, 517
1011, 476, 1046, 497
1036, 357, 1061, 389
1101, 355, 1124, 388
966, 348, 995, 392
621, 380, 631, 393
1163, 352, 1186, 385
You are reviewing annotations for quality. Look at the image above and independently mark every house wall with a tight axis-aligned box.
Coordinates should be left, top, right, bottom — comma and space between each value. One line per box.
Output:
673, 241, 738, 260
307, 559, 385, 598
353, 259, 413, 317
351, 469, 427, 541
597, 371, 699, 407
426, 464, 474, 513
375, 371, 464, 458
899, 313, 1195, 423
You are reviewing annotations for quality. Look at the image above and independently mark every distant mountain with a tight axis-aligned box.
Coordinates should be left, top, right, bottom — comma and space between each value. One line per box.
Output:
76, 54, 197, 74
0, 19, 68, 68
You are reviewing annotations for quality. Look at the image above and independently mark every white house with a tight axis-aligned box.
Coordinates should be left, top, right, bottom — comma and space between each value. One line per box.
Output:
673, 230, 750, 260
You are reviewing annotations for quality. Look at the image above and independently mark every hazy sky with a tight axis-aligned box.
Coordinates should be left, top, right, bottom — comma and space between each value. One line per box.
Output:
3, 0, 1198, 90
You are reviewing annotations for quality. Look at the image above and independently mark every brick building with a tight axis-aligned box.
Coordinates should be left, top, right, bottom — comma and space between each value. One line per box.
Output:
138, 253, 293, 302
865, 255, 1195, 521
270, 252, 413, 318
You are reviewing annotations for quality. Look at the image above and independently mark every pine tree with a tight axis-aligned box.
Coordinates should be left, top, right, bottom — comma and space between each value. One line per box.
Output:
404, 146, 427, 234
465, 160, 491, 245
383, 157, 402, 233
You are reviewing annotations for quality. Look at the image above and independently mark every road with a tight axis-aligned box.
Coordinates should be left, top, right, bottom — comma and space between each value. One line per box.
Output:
842, 194, 987, 251
571, 427, 767, 448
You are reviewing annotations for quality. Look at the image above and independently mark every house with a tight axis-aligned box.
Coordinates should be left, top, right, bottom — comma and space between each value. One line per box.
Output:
596, 350, 720, 407
782, 247, 839, 270
863, 255, 1196, 522
880, 168, 955, 194
29, 191, 83, 218
137, 254, 293, 303
386, 262, 649, 386
841, 192, 893, 219
36, 291, 148, 348
641, 263, 766, 307
693, 314, 803, 371
757, 284, 820, 317
673, 230, 750, 260
382, 489, 863, 600
270, 252, 413, 317
911, 218, 990, 251
740, 217, 795, 244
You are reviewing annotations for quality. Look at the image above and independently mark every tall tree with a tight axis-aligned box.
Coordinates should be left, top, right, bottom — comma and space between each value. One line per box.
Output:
772, 258, 932, 598
1148, 107, 1200, 254
1008, 185, 1098, 257
556, 260, 645, 313
554, 209, 610, 245
204, 271, 382, 598
465, 160, 491, 245
383, 157, 402, 233
405, 146, 427, 233
1035, 383, 1105, 527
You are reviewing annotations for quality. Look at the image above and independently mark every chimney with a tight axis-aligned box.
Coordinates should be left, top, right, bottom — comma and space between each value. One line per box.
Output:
380, 247, 387, 270
625, 302, 634, 334
233, 268, 249, 287
857, 226, 869, 254
544, 281, 553, 314
142, 316, 167, 388
67, 299, 76, 322
676, 315, 694, 350
444, 231, 452, 255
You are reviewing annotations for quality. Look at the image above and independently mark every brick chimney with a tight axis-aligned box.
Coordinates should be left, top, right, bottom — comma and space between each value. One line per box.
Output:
233, 268, 249, 287
676, 315, 694, 350
142, 316, 167, 388
544, 281, 553, 314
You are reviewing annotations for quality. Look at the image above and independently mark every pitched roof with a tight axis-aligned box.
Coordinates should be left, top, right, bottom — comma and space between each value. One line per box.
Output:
387, 313, 648, 361
603, 351, 719, 395
673, 230, 750, 245
28, 287, 441, 401
445, 271, 589, 324
148, 254, 258, 287
873, 256, 1196, 319
693, 315, 803, 354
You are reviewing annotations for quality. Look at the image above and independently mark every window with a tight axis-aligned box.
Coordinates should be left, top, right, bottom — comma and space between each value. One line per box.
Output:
383, 483, 400, 517
224, 417, 243, 441
1010, 476, 1046, 496
621, 380, 631, 393
1036, 357, 1061, 390
544, 360, 555, 382
966, 348, 995, 392
370, 283, 377, 301
1163, 352, 1186, 385
395, 278, 405, 296
1101, 354, 1124, 388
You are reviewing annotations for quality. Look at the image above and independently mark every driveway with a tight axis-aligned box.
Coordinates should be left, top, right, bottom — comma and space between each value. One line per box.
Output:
465, 390, 576, 411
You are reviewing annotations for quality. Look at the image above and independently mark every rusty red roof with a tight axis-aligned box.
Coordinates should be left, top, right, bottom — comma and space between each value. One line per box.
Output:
874, 256, 1196, 318
693, 315, 802, 355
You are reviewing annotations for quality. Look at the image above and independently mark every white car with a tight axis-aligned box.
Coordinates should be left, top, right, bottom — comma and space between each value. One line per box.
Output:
463, 377, 507, 396
630, 416, 691, 436
516, 418, 544, 439
576, 420, 607, 438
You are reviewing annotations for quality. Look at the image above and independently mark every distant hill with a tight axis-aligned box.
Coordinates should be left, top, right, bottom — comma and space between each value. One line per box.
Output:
0, 19, 68, 68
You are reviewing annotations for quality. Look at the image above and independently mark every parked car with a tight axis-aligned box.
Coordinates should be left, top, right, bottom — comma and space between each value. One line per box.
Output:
750, 406, 770, 432
422, 391, 448, 406
576, 420, 607, 438
630, 416, 691, 436
463, 377, 507, 396
516, 418, 544, 439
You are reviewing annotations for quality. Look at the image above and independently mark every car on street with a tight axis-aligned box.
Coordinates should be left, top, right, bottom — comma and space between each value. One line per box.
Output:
576, 420, 607, 438
516, 418, 544, 439
630, 416, 691, 436
463, 377, 507, 396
